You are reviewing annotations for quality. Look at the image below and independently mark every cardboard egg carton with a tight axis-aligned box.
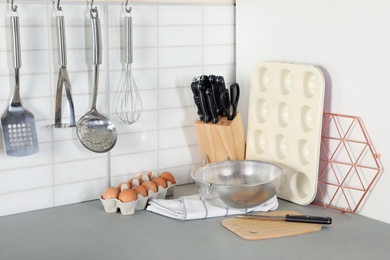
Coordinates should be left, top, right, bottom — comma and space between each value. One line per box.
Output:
100, 171, 176, 215
99, 197, 137, 215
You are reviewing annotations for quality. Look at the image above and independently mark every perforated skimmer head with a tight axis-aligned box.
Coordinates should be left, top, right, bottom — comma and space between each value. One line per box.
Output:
192, 160, 285, 209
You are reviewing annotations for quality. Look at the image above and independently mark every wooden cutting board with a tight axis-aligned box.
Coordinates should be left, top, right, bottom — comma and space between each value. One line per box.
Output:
222, 211, 322, 240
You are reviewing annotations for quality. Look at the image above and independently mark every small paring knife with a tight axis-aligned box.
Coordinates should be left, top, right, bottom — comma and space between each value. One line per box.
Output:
238, 214, 332, 225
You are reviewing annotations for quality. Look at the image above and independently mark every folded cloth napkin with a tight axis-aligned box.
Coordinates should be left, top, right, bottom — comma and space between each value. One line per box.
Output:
146, 194, 278, 220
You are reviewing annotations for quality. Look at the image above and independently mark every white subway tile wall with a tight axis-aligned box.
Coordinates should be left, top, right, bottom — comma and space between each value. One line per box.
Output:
0, 1, 235, 216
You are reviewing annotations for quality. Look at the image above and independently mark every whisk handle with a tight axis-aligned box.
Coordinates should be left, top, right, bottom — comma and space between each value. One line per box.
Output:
125, 13, 133, 64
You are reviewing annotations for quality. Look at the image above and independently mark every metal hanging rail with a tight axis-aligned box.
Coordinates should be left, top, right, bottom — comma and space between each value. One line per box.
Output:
52, 0, 235, 4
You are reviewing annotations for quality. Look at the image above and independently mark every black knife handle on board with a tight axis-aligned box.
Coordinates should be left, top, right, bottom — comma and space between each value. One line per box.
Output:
285, 214, 332, 225
197, 81, 210, 123
191, 81, 204, 121
205, 88, 219, 124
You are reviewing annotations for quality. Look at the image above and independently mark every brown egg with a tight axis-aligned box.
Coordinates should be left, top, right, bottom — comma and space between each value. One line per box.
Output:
132, 185, 148, 197
137, 175, 143, 183
116, 182, 124, 190
147, 171, 153, 180
160, 171, 176, 184
102, 187, 120, 199
116, 182, 130, 190
141, 181, 158, 193
152, 176, 167, 188
127, 178, 135, 188
118, 189, 137, 202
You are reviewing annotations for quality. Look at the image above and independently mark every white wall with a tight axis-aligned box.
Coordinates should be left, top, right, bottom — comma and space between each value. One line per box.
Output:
236, 0, 389, 223
0, 1, 235, 216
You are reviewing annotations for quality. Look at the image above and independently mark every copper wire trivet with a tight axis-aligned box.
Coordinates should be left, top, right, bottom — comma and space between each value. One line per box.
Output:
312, 113, 381, 213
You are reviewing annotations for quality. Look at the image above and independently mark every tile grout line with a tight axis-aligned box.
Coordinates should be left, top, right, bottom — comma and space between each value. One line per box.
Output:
47, 4, 57, 207
103, 4, 112, 187
201, 5, 205, 75
156, 4, 161, 173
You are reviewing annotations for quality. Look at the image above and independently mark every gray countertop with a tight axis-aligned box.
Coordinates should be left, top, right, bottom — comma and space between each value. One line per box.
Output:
1, 184, 389, 260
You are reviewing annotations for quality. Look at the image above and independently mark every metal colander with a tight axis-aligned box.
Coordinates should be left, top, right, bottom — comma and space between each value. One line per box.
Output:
191, 160, 285, 209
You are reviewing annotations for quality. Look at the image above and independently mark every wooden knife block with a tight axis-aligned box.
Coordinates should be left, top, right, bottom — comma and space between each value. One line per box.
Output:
194, 112, 246, 164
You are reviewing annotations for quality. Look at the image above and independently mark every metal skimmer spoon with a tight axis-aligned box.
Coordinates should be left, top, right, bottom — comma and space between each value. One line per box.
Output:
76, 6, 117, 153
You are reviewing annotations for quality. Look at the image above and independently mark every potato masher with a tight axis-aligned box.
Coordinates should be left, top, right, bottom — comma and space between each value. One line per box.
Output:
49, 8, 76, 128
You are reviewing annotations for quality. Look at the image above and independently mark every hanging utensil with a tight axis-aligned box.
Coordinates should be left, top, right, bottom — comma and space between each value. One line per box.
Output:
114, 3, 142, 125
1, 5, 39, 156
76, 5, 117, 153
48, 3, 76, 128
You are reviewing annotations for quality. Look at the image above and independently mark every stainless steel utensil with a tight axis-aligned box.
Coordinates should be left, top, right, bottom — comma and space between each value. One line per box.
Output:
192, 160, 285, 209
76, 7, 117, 153
1, 11, 39, 157
114, 6, 142, 125
48, 8, 76, 128
238, 214, 332, 225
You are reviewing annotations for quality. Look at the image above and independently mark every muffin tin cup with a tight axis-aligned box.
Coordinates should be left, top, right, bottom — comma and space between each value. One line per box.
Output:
100, 172, 176, 215
246, 61, 325, 205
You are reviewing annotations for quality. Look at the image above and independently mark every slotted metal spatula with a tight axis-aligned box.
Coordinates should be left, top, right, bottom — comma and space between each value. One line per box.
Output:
1, 11, 38, 156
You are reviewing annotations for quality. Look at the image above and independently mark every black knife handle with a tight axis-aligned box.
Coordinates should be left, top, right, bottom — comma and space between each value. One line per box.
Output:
216, 76, 229, 117
197, 81, 210, 123
208, 75, 221, 115
220, 88, 233, 120
285, 214, 332, 225
191, 81, 204, 120
206, 88, 219, 124
199, 75, 209, 87
229, 83, 240, 119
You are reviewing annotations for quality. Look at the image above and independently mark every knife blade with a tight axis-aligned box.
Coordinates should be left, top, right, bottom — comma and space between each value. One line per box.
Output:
238, 214, 332, 225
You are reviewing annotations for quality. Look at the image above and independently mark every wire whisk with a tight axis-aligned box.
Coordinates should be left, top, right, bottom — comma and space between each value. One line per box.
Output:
116, 63, 142, 124
115, 6, 142, 125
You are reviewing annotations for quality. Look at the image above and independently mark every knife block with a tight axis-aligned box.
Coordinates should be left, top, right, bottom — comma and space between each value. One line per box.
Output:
194, 112, 246, 164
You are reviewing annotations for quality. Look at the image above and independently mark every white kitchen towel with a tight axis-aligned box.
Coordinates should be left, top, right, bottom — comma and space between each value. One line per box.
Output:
146, 194, 278, 220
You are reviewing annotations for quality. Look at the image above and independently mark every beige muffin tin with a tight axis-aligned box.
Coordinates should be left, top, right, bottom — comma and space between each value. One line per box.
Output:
100, 171, 176, 215
246, 61, 325, 205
